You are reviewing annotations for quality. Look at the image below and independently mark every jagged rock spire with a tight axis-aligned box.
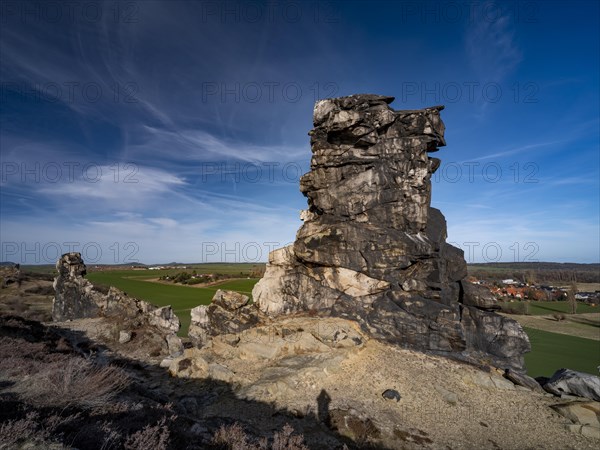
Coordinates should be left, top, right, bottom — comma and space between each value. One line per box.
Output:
252, 94, 530, 371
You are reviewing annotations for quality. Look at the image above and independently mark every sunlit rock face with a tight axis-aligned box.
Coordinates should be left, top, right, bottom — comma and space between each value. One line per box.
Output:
53, 252, 99, 321
253, 94, 530, 371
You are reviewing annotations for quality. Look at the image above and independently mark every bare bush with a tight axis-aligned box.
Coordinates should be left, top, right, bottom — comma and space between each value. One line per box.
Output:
0, 410, 81, 449
211, 423, 250, 448
124, 417, 171, 450
0, 412, 45, 447
17, 358, 129, 409
272, 424, 309, 450
211, 422, 308, 450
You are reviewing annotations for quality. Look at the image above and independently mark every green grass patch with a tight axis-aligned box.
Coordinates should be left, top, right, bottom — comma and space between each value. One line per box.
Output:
86, 270, 260, 336
524, 327, 600, 377
21, 265, 56, 274
498, 301, 597, 316
213, 278, 259, 294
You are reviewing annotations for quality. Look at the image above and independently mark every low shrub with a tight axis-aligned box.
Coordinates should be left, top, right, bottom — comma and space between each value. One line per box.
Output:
211, 422, 308, 450
124, 417, 171, 450
16, 358, 129, 410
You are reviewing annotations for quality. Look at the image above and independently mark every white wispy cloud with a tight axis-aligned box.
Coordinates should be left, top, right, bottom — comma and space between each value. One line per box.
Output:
465, 13, 522, 83
465, 141, 564, 162
37, 166, 186, 201
124, 126, 307, 163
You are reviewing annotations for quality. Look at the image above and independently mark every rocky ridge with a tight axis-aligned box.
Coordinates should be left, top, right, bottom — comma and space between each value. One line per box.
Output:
52, 252, 183, 357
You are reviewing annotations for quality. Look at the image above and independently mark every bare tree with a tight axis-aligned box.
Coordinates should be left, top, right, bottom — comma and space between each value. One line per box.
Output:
525, 270, 536, 285
567, 278, 578, 315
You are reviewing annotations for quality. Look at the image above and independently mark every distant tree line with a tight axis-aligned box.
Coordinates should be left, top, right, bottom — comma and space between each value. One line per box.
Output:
468, 263, 599, 284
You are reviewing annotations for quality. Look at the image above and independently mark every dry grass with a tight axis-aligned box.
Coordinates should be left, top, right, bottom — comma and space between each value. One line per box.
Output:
16, 357, 129, 409
124, 417, 172, 450
0, 327, 129, 411
0, 315, 191, 449
211, 422, 308, 450
0, 410, 80, 449
506, 312, 600, 341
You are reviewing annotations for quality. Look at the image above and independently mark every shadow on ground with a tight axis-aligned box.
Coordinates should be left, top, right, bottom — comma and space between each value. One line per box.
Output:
0, 314, 389, 449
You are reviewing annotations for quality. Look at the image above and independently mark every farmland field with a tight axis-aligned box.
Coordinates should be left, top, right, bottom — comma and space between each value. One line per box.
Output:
524, 327, 600, 377
504, 312, 599, 341
87, 267, 260, 335
497, 300, 598, 315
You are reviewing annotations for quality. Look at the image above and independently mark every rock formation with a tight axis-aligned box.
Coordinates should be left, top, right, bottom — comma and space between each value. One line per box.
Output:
53, 252, 181, 355
542, 369, 600, 401
189, 289, 259, 347
251, 94, 530, 371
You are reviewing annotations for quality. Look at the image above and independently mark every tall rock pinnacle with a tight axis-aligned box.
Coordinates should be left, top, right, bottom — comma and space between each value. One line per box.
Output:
252, 94, 530, 371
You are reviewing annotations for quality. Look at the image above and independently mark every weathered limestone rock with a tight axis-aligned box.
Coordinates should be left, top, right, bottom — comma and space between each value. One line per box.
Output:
551, 401, 600, 439
53, 252, 99, 321
462, 282, 500, 311
543, 369, 600, 401
119, 330, 132, 344
188, 289, 260, 347
551, 401, 600, 427
503, 368, 544, 391
52, 253, 181, 351
252, 94, 530, 371
189, 305, 210, 346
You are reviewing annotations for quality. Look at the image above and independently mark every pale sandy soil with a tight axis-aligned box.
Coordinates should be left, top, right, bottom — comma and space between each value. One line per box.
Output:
191, 318, 600, 449
317, 341, 598, 449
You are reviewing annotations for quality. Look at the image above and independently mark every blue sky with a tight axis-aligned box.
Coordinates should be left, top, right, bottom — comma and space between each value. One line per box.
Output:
0, 0, 598, 265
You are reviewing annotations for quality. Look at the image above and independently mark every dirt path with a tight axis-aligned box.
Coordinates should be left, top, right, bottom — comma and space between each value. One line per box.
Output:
502, 312, 600, 340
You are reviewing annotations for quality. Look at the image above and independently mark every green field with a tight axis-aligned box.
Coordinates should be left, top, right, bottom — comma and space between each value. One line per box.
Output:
86, 269, 260, 335
524, 327, 600, 377
498, 301, 597, 316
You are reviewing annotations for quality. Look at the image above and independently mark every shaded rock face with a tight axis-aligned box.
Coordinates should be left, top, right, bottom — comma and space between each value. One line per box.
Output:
252, 94, 530, 371
53, 253, 181, 353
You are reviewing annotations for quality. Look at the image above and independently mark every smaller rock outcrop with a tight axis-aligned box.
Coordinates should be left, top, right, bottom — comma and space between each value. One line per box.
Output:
189, 289, 260, 347
543, 369, 600, 401
53, 252, 99, 320
52, 252, 181, 355
503, 368, 543, 392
